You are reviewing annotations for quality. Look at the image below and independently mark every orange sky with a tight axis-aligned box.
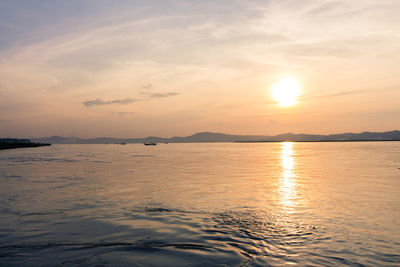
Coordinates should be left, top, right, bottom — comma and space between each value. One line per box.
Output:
0, 0, 399, 138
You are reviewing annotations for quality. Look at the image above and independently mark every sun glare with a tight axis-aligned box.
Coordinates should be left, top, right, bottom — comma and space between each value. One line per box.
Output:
271, 77, 302, 107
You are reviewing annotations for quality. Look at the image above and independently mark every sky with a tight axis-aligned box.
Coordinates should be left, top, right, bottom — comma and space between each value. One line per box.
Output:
0, 0, 399, 138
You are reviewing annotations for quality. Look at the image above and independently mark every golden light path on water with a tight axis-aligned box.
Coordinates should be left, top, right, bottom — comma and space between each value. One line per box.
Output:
279, 142, 297, 213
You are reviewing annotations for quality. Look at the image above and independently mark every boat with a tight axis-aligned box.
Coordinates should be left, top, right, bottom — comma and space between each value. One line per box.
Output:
144, 142, 157, 146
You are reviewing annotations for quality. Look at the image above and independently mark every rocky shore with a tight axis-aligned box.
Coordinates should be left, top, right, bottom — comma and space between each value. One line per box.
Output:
0, 138, 51, 150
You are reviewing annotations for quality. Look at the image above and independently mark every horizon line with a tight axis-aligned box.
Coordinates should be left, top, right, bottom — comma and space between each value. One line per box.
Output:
15, 129, 400, 140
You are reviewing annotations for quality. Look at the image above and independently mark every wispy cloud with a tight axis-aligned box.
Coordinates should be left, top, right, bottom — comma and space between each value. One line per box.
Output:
142, 83, 152, 90
117, 111, 135, 116
83, 98, 138, 107
300, 89, 367, 101
141, 92, 180, 98
301, 86, 399, 101
140, 83, 179, 98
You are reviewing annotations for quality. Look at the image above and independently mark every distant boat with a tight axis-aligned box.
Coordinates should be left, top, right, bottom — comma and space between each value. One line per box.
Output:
144, 142, 157, 146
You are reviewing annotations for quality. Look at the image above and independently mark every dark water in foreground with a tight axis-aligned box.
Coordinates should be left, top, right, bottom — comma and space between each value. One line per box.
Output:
0, 142, 399, 266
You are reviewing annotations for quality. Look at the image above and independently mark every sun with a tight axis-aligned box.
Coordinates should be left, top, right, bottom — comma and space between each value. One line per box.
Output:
271, 77, 302, 107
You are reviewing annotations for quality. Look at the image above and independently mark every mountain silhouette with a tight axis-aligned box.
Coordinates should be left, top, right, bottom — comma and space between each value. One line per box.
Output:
29, 130, 400, 144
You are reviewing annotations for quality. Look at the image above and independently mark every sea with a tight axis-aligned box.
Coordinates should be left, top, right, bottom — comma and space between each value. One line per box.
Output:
0, 142, 399, 266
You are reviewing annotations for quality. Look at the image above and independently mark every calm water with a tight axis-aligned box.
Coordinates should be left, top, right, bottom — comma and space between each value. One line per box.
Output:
0, 142, 399, 266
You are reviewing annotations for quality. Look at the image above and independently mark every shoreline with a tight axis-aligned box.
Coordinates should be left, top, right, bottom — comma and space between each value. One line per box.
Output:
0, 143, 51, 150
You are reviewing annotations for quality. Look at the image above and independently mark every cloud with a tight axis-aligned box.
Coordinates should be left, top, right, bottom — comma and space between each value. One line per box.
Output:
300, 89, 367, 101
148, 92, 179, 98
142, 83, 152, 90
117, 111, 135, 116
140, 91, 180, 98
139, 83, 179, 98
83, 98, 138, 107
300, 86, 399, 101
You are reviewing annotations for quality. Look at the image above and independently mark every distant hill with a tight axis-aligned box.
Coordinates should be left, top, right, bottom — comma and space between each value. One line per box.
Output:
29, 130, 400, 144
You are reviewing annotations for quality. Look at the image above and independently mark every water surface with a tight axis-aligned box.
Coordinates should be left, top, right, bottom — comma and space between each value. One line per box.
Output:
0, 142, 399, 266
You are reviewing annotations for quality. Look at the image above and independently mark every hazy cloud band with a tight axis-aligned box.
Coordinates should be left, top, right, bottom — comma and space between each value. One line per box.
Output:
140, 92, 179, 98
83, 98, 138, 107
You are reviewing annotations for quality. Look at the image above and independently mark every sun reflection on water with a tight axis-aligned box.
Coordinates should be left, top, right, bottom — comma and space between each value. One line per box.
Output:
279, 142, 297, 212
